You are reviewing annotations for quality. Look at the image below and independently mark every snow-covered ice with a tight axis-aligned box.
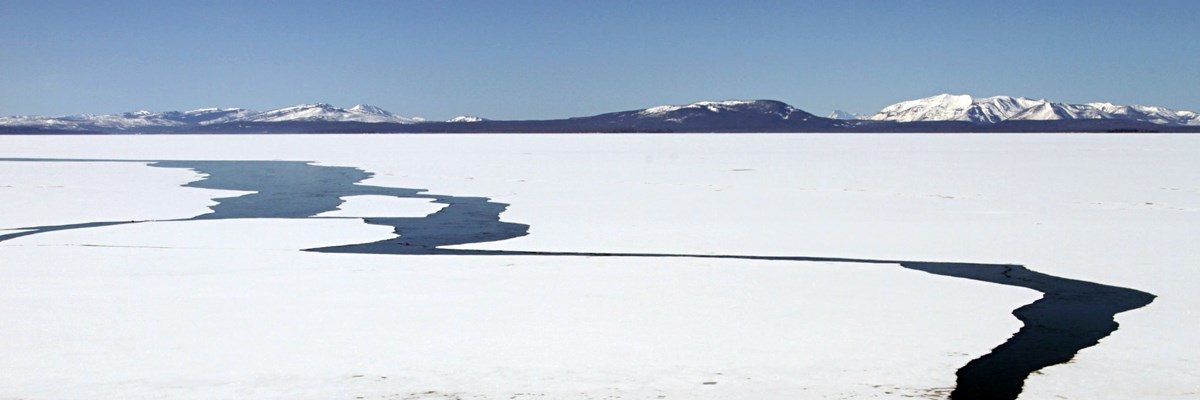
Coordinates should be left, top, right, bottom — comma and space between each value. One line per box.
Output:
1, 134, 1197, 399
315, 195, 448, 218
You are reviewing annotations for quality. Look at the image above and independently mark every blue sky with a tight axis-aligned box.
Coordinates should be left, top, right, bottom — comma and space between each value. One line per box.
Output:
1, 0, 1197, 119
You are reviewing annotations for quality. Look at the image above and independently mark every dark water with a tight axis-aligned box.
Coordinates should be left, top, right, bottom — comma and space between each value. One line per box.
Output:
900, 262, 1154, 399
0, 158, 1156, 399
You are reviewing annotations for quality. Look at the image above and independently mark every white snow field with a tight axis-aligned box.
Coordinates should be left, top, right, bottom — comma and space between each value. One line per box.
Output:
0, 134, 1197, 399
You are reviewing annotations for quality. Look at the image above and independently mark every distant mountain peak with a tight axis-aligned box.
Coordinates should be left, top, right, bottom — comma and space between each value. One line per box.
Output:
447, 115, 486, 123
827, 110, 863, 120
631, 100, 810, 125
349, 104, 390, 115
291, 103, 331, 108
638, 100, 795, 116
246, 103, 422, 124
569, 99, 831, 131
867, 94, 1045, 124
641, 100, 758, 114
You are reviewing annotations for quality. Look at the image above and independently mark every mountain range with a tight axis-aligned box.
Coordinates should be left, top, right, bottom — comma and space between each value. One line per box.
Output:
3, 95, 1198, 134
851, 94, 1200, 126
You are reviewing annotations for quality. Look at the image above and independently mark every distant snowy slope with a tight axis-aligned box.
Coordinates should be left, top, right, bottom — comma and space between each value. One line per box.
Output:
447, 116, 487, 123
0, 104, 425, 132
632, 100, 818, 124
244, 103, 423, 124
1082, 103, 1198, 126
459, 99, 847, 132
1006, 102, 1104, 121
175, 108, 257, 125
869, 94, 1200, 126
867, 94, 1045, 124
0, 108, 253, 131
0, 115, 90, 131
827, 110, 864, 120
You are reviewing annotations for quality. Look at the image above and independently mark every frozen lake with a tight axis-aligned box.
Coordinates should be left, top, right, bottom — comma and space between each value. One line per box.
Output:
1, 134, 1197, 399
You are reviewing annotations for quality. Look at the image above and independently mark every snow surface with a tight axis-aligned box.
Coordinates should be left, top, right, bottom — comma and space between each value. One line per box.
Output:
1, 134, 1197, 399
315, 195, 447, 218
0, 161, 238, 227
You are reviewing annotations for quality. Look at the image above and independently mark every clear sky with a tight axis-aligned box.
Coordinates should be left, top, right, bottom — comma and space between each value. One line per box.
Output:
1, 0, 1197, 119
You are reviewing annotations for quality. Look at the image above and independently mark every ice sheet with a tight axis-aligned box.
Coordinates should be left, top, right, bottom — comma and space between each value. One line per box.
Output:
1, 134, 1196, 399
315, 195, 447, 218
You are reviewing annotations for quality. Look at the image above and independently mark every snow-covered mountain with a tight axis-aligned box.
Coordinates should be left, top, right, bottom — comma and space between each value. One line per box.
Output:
0, 108, 253, 131
535, 99, 845, 132
827, 110, 864, 120
632, 100, 816, 124
0, 104, 423, 132
244, 103, 423, 124
867, 94, 1045, 124
3, 98, 1198, 134
1008, 102, 1199, 125
166, 108, 258, 126
868, 94, 1199, 126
